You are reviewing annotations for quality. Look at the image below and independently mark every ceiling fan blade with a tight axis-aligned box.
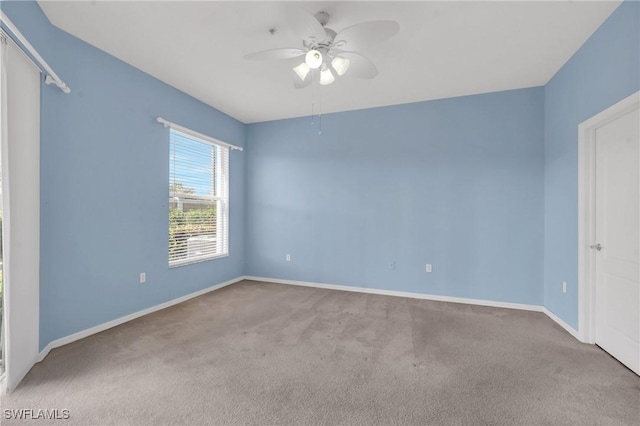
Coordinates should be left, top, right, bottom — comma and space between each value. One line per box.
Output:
333, 51, 378, 79
334, 21, 399, 52
293, 69, 318, 89
285, 6, 327, 42
244, 48, 306, 61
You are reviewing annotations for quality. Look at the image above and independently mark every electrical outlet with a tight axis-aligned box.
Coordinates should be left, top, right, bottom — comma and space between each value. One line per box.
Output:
426, 264, 432, 273
562, 281, 567, 293
286, 254, 291, 262
389, 261, 396, 270
140, 272, 146, 283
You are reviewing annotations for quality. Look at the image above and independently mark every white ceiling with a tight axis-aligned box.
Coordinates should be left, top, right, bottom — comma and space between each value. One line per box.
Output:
38, 1, 621, 124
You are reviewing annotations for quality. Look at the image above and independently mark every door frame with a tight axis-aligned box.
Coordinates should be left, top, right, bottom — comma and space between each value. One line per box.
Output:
578, 91, 640, 344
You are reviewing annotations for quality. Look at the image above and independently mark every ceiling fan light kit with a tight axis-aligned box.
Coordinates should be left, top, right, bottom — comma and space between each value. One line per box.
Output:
319, 65, 335, 86
331, 56, 350, 76
293, 62, 311, 80
305, 49, 323, 69
244, 8, 399, 88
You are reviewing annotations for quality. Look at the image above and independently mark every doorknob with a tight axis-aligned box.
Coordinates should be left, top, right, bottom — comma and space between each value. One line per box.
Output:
590, 243, 604, 251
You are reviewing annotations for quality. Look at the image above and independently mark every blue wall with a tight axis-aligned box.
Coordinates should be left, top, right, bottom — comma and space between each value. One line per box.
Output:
246, 88, 545, 305
543, 1, 639, 329
1, 1, 246, 349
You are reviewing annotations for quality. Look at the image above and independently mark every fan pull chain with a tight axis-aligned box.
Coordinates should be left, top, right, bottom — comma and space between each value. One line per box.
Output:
310, 72, 317, 127
310, 103, 315, 126
308, 73, 322, 135
318, 87, 322, 135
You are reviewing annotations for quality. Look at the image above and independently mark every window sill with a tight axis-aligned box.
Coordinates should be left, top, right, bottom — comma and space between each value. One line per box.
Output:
169, 253, 229, 269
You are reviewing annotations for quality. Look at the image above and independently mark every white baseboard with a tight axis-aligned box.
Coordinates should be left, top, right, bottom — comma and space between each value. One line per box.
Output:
36, 276, 245, 363
245, 276, 586, 341
543, 307, 581, 341
244, 276, 543, 312
34, 275, 584, 366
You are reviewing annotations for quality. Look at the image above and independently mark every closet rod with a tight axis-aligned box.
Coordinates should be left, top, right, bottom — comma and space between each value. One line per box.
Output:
0, 11, 70, 94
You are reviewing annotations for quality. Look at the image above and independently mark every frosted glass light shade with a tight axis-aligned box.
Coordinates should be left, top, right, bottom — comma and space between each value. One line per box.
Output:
320, 67, 335, 85
293, 62, 310, 81
305, 50, 323, 69
331, 56, 350, 76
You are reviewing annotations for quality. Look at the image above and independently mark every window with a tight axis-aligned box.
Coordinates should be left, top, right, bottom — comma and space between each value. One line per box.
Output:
169, 128, 229, 267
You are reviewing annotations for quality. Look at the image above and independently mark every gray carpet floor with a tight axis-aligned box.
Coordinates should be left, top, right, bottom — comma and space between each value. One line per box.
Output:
1, 280, 639, 425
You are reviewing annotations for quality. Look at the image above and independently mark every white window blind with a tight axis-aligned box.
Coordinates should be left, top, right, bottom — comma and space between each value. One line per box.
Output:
169, 128, 229, 267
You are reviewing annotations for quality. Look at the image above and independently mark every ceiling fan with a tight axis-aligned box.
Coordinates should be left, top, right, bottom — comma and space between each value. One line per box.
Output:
244, 7, 400, 88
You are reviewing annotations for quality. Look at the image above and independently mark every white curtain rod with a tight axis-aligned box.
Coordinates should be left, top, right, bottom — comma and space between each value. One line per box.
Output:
0, 11, 70, 94
157, 117, 243, 151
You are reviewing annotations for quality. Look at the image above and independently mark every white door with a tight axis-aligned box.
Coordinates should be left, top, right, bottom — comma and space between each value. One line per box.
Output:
1, 36, 41, 392
594, 107, 639, 375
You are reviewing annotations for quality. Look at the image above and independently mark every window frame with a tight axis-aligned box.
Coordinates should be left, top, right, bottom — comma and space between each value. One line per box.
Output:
168, 128, 229, 268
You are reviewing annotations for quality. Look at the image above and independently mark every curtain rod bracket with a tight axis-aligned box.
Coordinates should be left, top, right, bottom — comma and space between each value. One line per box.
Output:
44, 75, 71, 94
